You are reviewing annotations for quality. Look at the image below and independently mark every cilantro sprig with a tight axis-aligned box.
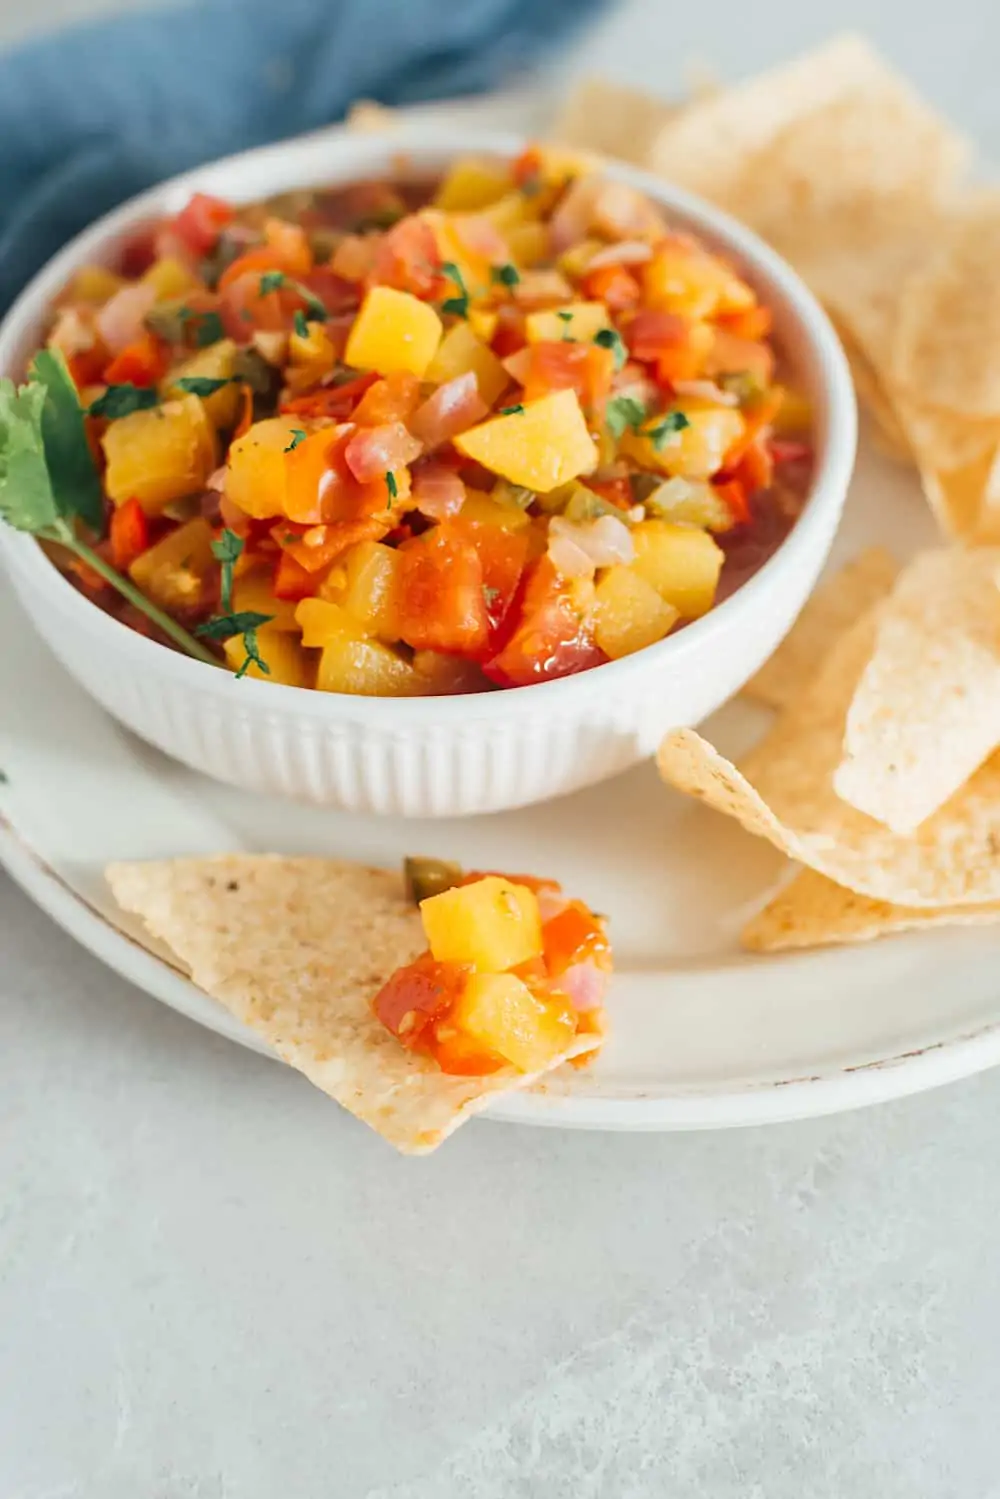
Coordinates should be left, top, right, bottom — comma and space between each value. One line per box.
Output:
175, 376, 237, 398
385, 470, 398, 508
195, 609, 274, 679
491, 263, 520, 289
87, 384, 159, 420
440, 262, 469, 319
499, 404, 525, 416
644, 409, 690, 450
593, 327, 627, 370
605, 395, 647, 441
0, 353, 217, 666
211, 528, 243, 613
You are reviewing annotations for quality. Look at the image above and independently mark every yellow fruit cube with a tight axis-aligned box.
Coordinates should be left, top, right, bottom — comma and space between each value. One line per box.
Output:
67, 265, 125, 305
629, 521, 724, 619
129, 517, 215, 612
316, 635, 423, 696
620, 404, 745, 480
506, 222, 549, 268
318, 541, 402, 641
447, 972, 576, 1073
433, 157, 511, 212
643, 243, 755, 319
232, 565, 298, 631
286, 322, 337, 388
468, 307, 499, 343
141, 256, 198, 301
482, 191, 542, 232
102, 395, 217, 514
294, 597, 360, 648
225, 418, 311, 520
420, 875, 542, 971
163, 338, 240, 427
594, 565, 679, 659
454, 390, 598, 493
460, 489, 531, 532
425, 322, 508, 405
557, 239, 603, 279
643, 478, 735, 532
525, 301, 611, 345
223, 623, 308, 686
344, 286, 442, 378
773, 386, 812, 435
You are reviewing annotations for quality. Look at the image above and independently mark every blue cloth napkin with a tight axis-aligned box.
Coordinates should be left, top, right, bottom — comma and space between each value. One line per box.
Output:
0, 0, 607, 313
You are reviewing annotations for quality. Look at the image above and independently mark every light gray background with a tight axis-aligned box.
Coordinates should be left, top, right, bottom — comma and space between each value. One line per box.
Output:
4, 3, 1000, 1495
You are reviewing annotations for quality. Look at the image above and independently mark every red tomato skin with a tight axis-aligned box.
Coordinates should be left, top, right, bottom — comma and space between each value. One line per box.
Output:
369, 216, 445, 300
448, 519, 530, 652
483, 558, 606, 688
372, 955, 470, 1050
397, 528, 489, 655
109, 497, 150, 571
173, 193, 235, 256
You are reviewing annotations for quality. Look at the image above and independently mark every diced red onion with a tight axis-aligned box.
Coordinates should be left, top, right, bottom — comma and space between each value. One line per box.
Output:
550, 514, 635, 571
513, 269, 573, 309
95, 283, 158, 353
560, 961, 608, 1012
48, 307, 97, 359
536, 886, 570, 923
586, 239, 654, 270
409, 372, 488, 449
549, 175, 601, 253
672, 379, 740, 406
344, 421, 422, 483
411, 462, 466, 519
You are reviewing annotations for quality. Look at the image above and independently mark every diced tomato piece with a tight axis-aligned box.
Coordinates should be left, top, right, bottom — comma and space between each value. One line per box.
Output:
512, 146, 542, 188
273, 551, 318, 600
263, 217, 313, 276
716, 304, 771, 340
344, 421, 422, 483
283, 427, 345, 524
109, 498, 149, 571
491, 303, 527, 358
67, 346, 110, 391
430, 1028, 505, 1076
625, 309, 691, 361
373, 954, 470, 1051
280, 518, 384, 573
299, 267, 361, 317
397, 527, 489, 655
450, 518, 530, 649
542, 900, 611, 977
173, 193, 235, 256
581, 263, 641, 311
119, 225, 159, 279
370, 215, 445, 300
713, 479, 751, 526
484, 557, 606, 688
351, 373, 422, 427
218, 247, 296, 293
103, 332, 169, 387
521, 341, 614, 412
728, 440, 773, 497
770, 438, 813, 466
281, 372, 379, 420
720, 389, 783, 472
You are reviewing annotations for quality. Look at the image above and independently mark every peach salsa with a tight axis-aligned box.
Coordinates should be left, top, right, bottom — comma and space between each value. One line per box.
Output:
0, 147, 813, 693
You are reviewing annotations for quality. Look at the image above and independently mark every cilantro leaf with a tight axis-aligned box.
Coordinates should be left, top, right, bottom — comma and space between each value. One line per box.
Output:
385, 470, 398, 508
556, 309, 574, 341
258, 271, 327, 322
491, 263, 520, 288
87, 384, 159, 420
28, 349, 103, 532
605, 395, 647, 441
175, 376, 235, 397
440, 261, 469, 319
499, 404, 525, 416
593, 327, 627, 371
285, 428, 307, 452
293, 309, 309, 339
211, 528, 244, 613
645, 409, 690, 450
196, 609, 274, 680
195, 310, 226, 349
0, 379, 62, 534
259, 271, 286, 297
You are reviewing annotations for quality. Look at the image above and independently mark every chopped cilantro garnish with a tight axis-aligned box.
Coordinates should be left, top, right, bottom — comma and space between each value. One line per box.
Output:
211, 528, 244, 613
499, 404, 525, 416
195, 609, 274, 680
0, 358, 216, 665
87, 384, 160, 420
293, 309, 309, 339
259, 271, 286, 297
645, 409, 691, 450
258, 270, 327, 322
175, 376, 235, 397
195, 310, 226, 349
385, 470, 398, 508
605, 395, 647, 441
491, 263, 520, 288
440, 261, 470, 319
285, 428, 307, 452
593, 327, 627, 370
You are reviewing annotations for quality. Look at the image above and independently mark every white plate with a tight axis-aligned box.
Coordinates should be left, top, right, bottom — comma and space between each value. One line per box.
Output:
5, 102, 1000, 1134
6, 427, 1000, 1130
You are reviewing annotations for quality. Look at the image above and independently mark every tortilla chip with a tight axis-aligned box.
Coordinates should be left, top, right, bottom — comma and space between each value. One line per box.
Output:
658, 608, 1000, 906
551, 77, 675, 165
744, 548, 898, 710
106, 856, 597, 1155
742, 868, 1000, 951
893, 402, 1000, 539
890, 194, 1000, 418
646, 35, 968, 228
833, 549, 1000, 832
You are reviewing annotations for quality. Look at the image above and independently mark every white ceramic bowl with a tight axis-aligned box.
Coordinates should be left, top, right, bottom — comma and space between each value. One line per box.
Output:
0, 125, 855, 818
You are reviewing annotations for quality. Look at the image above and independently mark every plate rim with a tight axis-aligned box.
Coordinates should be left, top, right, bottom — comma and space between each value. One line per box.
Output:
5, 815, 999, 1131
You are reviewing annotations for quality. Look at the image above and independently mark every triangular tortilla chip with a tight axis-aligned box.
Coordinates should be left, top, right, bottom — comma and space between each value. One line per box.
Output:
106, 857, 597, 1155
551, 77, 676, 165
658, 608, 1000, 906
744, 548, 898, 710
834, 549, 1000, 832
742, 868, 1000, 951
